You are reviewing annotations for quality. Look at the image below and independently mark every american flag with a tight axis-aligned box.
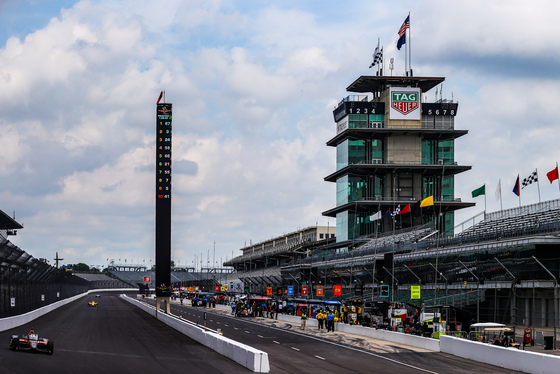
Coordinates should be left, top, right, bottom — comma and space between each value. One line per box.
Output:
522, 170, 538, 188
398, 15, 410, 38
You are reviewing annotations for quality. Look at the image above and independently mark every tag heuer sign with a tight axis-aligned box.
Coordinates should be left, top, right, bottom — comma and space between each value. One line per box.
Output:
389, 87, 421, 120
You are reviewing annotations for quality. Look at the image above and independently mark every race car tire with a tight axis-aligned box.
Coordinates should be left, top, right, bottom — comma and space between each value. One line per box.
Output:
9, 337, 18, 351
47, 340, 54, 355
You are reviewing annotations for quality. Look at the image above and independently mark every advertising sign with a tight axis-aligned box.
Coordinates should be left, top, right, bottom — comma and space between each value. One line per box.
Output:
411, 285, 421, 299
287, 286, 294, 295
334, 285, 342, 296
354, 284, 363, 296
143, 276, 151, 284
316, 286, 324, 296
389, 87, 420, 120
301, 286, 308, 295
267, 287, 273, 296
381, 285, 390, 297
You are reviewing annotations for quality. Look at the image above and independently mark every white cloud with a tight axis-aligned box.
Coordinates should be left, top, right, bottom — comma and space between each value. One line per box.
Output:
1, 0, 559, 268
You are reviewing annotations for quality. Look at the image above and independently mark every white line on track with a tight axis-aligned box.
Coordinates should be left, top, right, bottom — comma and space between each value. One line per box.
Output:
291, 347, 300, 351
258, 335, 264, 338
273, 341, 280, 344
315, 355, 325, 360
172, 307, 439, 374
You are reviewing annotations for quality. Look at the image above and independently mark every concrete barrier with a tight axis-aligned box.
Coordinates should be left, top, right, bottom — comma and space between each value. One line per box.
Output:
241, 309, 440, 352
122, 295, 270, 373
334, 323, 441, 351
441, 335, 560, 374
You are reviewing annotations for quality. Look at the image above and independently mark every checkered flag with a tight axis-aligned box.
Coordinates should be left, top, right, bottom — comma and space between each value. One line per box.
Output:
391, 205, 401, 217
373, 47, 383, 65
522, 170, 538, 189
369, 39, 383, 68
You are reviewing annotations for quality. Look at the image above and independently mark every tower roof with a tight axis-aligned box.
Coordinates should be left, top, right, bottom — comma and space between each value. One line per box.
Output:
347, 76, 445, 94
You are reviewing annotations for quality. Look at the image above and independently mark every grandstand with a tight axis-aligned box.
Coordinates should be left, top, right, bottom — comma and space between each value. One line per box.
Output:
74, 273, 131, 289
228, 198, 560, 328
0, 211, 91, 318
107, 267, 227, 293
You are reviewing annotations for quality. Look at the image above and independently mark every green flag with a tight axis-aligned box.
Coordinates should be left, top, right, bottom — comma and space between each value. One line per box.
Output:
471, 185, 485, 198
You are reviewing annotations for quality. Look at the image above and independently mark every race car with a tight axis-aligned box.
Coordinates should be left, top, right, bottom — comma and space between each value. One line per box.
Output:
88, 300, 98, 307
9, 329, 54, 355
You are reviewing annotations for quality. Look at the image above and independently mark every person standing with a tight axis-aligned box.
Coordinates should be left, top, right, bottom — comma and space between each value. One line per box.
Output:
327, 311, 335, 332
317, 310, 326, 330
300, 309, 308, 330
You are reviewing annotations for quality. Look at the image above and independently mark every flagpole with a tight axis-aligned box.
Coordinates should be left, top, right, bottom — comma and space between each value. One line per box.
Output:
557, 163, 560, 193
536, 168, 541, 203
499, 179, 503, 212
381, 47, 384, 76
408, 12, 411, 76
484, 183, 487, 213
404, 18, 408, 74
518, 175, 521, 208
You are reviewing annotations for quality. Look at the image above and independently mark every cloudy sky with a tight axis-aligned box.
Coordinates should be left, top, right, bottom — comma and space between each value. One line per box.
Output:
1, 0, 559, 269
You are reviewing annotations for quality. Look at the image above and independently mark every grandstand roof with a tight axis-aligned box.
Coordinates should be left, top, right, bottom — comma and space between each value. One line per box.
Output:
0, 209, 23, 230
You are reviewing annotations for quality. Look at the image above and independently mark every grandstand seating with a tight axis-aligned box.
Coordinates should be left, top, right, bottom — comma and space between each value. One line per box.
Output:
458, 199, 560, 238
74, 273, 130, 289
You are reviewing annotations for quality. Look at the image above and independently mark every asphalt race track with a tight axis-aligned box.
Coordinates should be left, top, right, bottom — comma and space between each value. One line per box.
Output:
146, 298, 519, 374
0, 292, 249, 374
0, 292, 519, 374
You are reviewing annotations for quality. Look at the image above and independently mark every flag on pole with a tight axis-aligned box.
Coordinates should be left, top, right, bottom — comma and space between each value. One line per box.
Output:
522, 170, 538, 188
369, 39, 383, 68
397, 15, 410, 50
495, 180, 502, 200
392, 205, 401, 217
399, 204, 411, 214
382, 209, 391, 218
512, 175, 520, 196
547, 166, 559, 183
157, 91, 163, 104
366, 211, 382, 222
471, 185, 485, 198
420, 195, 434, 207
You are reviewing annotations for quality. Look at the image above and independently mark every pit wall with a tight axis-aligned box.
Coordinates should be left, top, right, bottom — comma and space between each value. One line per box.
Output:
0, 288, 134, 332
235, 308, 441, 351
121, 295, 269, 373
441, 335, 560, 374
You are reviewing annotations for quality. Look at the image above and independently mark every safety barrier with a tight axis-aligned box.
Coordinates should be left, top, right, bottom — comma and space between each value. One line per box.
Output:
246, 309, 440, 352
441, 335, 560, 374
121, 295, 270, 373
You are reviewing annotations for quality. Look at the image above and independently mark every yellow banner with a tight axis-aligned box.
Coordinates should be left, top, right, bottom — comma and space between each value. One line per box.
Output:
411, 285, 421, 299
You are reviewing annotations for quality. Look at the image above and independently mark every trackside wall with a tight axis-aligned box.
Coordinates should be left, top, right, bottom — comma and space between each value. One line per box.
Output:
440, 335, 560, 374
121, 295, 270, 373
